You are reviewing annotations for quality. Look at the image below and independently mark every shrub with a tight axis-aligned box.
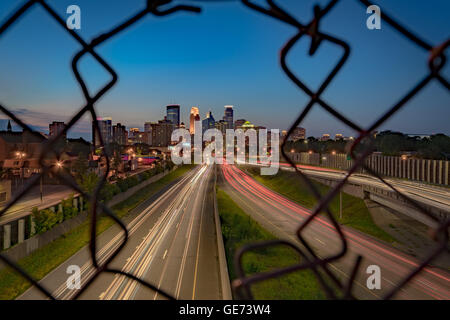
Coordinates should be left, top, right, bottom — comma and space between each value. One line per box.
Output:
116, 178, 128, 192
166, 161, 175, 170
61, 195, 78, 220
100, 183, 120, 202
140, 171, 151, 181
32, 207, 63, 235
126, 175, 139, 189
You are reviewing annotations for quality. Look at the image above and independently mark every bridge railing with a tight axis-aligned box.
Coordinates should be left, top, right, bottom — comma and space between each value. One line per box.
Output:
290, 152, 450, 186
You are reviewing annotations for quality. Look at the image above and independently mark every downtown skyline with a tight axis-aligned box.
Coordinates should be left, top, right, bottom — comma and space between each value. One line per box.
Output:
0, 0, 449, 140
0, 0, 449, 306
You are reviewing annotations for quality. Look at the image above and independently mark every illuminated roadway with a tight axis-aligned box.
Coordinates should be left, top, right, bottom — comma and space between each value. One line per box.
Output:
220, 164, 450, 300
279, 163, 450, 213
19, 165, 223, 300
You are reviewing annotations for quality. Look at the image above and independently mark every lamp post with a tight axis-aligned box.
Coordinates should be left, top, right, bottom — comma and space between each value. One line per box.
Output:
55, 160, 64, 185
15, 151, 26, 188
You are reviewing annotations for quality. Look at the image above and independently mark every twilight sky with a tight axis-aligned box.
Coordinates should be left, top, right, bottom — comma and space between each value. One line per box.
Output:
0, 0, 449, 141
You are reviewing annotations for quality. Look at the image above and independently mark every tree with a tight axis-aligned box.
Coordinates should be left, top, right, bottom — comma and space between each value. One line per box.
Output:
77, 172, 98, 194
72, 153, 88, 180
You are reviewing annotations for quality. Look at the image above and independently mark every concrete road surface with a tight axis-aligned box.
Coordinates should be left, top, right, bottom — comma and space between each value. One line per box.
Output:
19, 165, 223, 300
219, 164, 450, 300
279, 163, 450, 210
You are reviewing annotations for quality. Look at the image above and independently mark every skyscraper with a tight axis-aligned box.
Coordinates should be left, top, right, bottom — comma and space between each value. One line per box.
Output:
202, 110, 215, 133
93, 117, 112, 147
166, 104, 180, 127
189, 107, 200, 134
112, 123, 127, 145
223, 105, 234, 129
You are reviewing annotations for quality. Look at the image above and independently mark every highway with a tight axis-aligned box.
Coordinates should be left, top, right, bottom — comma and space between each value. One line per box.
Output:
219, 164, 450, 300
19, 164, 223, 300
279, 163, 450, 211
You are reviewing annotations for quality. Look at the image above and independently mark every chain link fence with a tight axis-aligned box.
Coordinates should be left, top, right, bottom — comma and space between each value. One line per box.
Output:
0, 0, 448, 300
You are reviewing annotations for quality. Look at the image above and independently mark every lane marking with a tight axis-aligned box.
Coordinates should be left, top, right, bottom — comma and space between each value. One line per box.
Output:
314, 237, 325, 245
192, 178, 208, 300
53, 167, 201, 300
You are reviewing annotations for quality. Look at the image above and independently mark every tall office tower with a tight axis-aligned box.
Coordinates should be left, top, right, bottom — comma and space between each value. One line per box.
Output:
112, 123, 127, 145
49, 121, 67, 140
189, 107, 200, 134
202, 110, 215, 133
93, 117, 112, 147
223, 105, 234, 129
166, 104, 180, 127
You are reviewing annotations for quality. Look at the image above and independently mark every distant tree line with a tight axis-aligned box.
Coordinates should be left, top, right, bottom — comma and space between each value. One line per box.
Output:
284, 131, 450, 160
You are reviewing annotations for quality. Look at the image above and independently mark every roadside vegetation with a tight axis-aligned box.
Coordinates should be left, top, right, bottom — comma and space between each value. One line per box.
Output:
284, 131, 450, 160
244, 166, 396, 243
0, 165, 194, 300
216, 187, 325, 300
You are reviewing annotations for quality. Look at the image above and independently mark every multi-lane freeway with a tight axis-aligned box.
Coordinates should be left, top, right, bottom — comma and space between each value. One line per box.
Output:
279, 162, 450, 213
15, 162, 450, 300
19, 165, 223, 300
219, 164, 450, 300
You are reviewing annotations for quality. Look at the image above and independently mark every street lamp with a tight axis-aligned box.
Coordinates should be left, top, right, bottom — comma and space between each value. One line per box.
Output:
15, 151, 26, 187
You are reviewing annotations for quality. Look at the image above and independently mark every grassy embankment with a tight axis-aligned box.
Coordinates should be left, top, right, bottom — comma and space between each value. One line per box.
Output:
244, 166, 396, 243
216, 187, 326, 300
0, 165, 195, 300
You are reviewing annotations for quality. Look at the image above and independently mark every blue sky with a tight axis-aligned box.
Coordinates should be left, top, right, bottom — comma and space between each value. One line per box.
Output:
0, 0, 449, 140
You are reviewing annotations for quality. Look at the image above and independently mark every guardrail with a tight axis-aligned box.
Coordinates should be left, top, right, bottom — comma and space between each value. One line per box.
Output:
289, 152, 450, 186
0, 194, 84, 251
294, 168, 449, 227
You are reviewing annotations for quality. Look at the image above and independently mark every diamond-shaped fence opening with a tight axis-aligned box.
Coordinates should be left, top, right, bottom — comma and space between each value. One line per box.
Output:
0, 0, 448, 300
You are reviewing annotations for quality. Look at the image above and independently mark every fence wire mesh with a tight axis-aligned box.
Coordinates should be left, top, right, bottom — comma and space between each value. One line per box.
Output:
0, 0, 448, 300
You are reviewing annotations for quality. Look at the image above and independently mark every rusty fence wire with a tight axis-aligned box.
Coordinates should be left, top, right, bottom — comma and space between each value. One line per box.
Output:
0, 0, 448, 300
